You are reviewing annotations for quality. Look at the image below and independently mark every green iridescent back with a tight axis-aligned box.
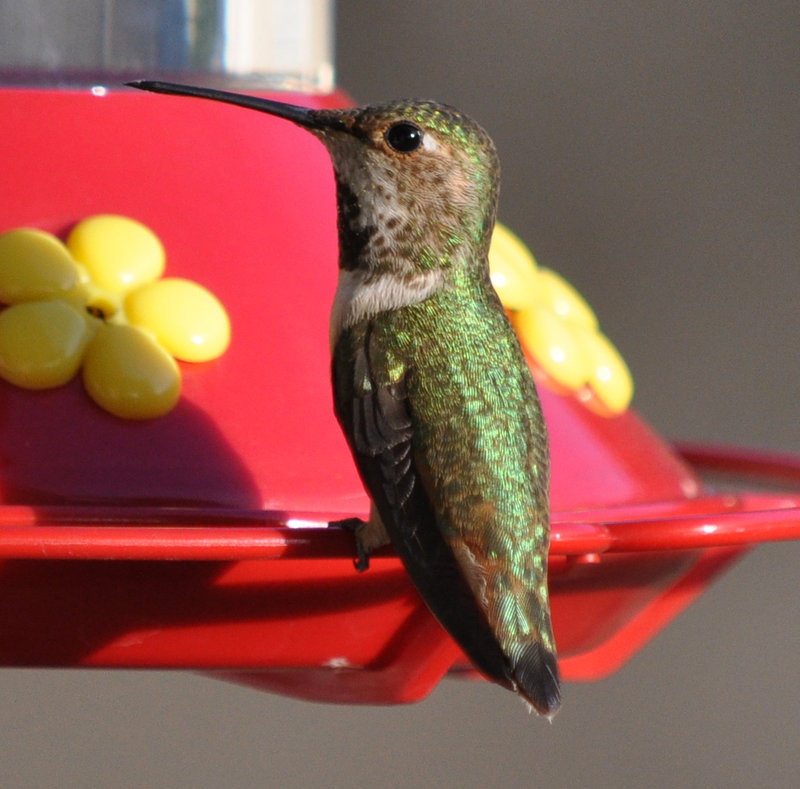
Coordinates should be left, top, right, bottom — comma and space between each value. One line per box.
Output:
347, 266, 554, 658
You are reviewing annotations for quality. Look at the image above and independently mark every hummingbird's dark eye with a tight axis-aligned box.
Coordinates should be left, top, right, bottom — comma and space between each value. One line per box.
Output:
385, 121, 423, 153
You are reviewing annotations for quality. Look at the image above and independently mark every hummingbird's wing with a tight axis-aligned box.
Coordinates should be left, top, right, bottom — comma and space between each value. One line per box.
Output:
333, 314, 561, 715
332, 323, 515, 692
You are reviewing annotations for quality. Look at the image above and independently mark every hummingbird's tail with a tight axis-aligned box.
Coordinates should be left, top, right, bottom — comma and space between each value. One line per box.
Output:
511, 640, 561, 717
477, 550, 562, 716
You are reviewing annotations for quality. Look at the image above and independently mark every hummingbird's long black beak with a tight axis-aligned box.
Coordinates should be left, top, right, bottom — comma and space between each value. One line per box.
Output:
126, 80, 328, 131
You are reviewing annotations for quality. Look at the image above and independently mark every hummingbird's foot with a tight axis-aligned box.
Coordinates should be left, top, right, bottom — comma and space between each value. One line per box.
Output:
329, 517, 371, 571
329, 507, 391, 572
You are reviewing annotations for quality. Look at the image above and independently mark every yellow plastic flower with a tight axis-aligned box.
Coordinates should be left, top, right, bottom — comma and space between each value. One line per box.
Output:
489, 222, 633, 415
0, 215, 230, 419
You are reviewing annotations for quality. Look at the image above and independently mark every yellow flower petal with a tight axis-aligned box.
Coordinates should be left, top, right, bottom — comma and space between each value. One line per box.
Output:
67, 215, 165, 295
537, 267, 598, 330
125, 278, 230, 362
573, 327, 634, 414
0, 300, 91, 388
0, 228, 83, 304
511, 305, 590, 390
488, 223, 540, 310
82, 323, 180, 419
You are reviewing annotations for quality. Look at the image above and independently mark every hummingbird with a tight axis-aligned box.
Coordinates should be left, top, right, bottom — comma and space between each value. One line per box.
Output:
128, 80, 561, 716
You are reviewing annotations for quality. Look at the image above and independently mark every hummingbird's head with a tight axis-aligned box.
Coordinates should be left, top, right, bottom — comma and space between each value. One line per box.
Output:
127, 82, 500, 279
305, 100, 501, 277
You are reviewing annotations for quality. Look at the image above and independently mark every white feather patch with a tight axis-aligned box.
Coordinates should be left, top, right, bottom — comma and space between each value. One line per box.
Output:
330, 268, 444, 349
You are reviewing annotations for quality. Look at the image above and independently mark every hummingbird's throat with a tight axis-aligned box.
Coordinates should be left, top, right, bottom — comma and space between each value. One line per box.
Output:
324, 130, 487, 277
334, 178, 377, 272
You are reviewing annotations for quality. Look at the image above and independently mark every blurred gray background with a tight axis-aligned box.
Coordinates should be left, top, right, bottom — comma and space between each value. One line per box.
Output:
2, 2, 799, 787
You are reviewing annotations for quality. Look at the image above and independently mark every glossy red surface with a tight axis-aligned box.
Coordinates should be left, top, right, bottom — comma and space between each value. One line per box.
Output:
2, 88, 799, 704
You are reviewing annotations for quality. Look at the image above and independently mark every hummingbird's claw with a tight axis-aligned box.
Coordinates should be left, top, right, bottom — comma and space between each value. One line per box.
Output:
329, 516, 371, 572
353, 545, 370, 573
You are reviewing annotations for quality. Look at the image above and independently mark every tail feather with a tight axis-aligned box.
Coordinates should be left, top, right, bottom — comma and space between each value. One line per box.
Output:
512, 641, 561, 717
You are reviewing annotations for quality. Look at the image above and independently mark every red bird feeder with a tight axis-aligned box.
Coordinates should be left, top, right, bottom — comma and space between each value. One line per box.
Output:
2, 87, 800, 704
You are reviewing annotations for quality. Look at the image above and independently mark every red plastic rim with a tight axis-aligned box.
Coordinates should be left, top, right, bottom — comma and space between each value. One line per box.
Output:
1, 444, 799, 561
